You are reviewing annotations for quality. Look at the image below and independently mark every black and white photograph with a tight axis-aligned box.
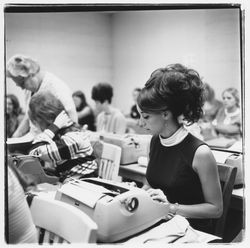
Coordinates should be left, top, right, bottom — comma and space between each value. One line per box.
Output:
2, 1, 248, 246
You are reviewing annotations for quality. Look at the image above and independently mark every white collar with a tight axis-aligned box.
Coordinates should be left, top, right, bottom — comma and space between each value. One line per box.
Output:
159, 126, 188, 147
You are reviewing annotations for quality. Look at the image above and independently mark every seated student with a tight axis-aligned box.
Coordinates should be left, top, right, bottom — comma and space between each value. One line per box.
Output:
199, 83, 223, 141
91, 82, 127, 134
7, 164, 37, 244
72, 90, 96, 131
212, 87, 242, 140
28, 91, 97, 182
6, 94, 25, 138
125, 87, 150, 134
137, 64, 223, 233
130, 88, 141, 119
202, 83, 223, 122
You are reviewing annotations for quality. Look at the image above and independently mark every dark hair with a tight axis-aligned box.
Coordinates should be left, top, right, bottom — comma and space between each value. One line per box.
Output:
91, 82, 113, 104
72, 90, 87, 111
6, 94, 22, 116
28, 91, 64, 128
137, 63, 204, 124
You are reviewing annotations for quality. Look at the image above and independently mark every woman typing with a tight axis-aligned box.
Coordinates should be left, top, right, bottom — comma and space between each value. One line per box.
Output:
136, 64, 223, 233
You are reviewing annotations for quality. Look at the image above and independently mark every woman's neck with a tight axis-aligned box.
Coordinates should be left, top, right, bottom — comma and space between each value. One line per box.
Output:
160, 122, 181, 139
104, 104, 113, 114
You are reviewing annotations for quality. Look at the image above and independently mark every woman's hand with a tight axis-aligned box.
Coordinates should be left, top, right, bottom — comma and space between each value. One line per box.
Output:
54, 110, 73, 129
147, 188, 169, 203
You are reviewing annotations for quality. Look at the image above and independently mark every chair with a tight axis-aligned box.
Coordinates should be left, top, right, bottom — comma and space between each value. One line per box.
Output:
213, 163, 237, 239
30, 197, 97, 244
98, 141, 122, 181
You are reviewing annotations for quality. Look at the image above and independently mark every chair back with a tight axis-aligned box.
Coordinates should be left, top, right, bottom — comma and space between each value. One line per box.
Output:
213, 163, 237, 238
98, 142, 122, 181
30, 197, 97, 244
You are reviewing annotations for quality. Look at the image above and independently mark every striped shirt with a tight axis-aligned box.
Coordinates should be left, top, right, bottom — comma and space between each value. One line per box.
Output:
29, 124, 97, 179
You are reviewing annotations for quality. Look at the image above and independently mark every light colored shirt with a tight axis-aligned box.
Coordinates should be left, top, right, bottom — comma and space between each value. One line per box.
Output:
24, 71, 78, 136
214, 107, 242, 139
96, 108, 127, 134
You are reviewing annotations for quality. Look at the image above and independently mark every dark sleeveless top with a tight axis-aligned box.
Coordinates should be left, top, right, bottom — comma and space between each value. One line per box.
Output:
78, 108, 96, 131
146, 133, 213, 233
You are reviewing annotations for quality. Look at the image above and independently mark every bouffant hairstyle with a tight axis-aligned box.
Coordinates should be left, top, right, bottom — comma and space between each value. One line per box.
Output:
6, 54, 40, 78
91, 82, 113, 104
137, 63, 204, 124
28, 91, 64, 128
72, 90, 87, 111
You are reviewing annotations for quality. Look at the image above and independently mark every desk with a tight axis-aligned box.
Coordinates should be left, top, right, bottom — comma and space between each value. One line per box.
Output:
119, 163, 147, 184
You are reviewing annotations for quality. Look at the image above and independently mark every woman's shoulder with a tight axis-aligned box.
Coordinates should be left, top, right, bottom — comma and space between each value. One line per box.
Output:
150, 135, 160, 146
184, 132, 204, 144
180, 133, 206, 154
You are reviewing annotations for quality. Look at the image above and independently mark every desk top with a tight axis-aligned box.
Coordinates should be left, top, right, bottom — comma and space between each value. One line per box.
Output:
120, 163, 146, 174
232, 188, 244, 198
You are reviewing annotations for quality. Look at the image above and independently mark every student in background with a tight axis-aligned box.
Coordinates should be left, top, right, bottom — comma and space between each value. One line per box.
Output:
137, 63, 222, 233
72, 90, 96, 131
212, 87, 242, 140
6, 94, 24, 138
91, 82, 127, 134
202, 83, 223, 122
7, 164, 37, 243
199, 83, 223, 141
130, 88, 141, 119
6, 54, 77, 138
125, 87, 149, 134
28, 91, 97, 182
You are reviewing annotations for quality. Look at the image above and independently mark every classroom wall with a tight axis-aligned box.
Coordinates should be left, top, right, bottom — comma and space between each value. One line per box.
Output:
5, 12, 113, 110
112, 9, 241, 113
5, 9, 241, 114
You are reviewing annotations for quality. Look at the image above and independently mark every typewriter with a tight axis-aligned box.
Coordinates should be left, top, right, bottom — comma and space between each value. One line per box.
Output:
55, 177, 169, 242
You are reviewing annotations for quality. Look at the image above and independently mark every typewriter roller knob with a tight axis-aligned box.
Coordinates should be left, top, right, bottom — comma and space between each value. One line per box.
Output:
123, 197, 139, 212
